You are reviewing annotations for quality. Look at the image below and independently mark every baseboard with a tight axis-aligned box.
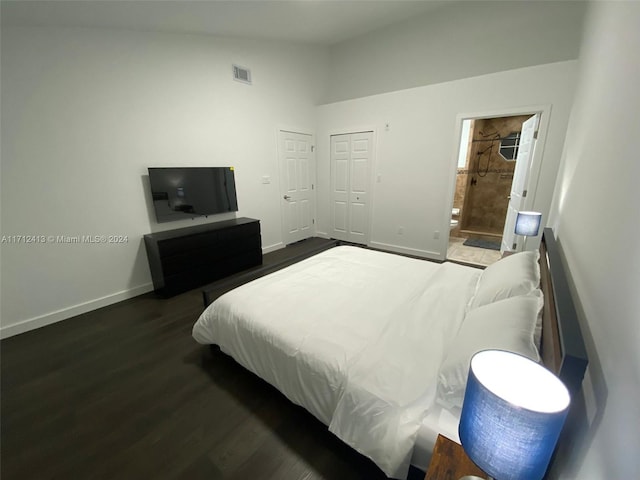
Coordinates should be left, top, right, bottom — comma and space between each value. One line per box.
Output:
368, 241, 443, 261
0, 283, 154, 339
262, 242, 284, 254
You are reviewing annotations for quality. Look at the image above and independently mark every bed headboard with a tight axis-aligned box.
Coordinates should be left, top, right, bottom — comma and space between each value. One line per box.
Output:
539, 227, 588, 396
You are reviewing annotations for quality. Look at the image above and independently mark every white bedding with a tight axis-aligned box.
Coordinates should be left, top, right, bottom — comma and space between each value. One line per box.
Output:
192, 246, 481, 478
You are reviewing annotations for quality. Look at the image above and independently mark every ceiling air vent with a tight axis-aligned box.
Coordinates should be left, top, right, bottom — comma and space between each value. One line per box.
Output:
233, 64, 252, 85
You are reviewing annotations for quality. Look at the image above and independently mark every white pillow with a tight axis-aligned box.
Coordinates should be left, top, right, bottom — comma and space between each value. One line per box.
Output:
436, 290, 543, 411
468, 250, 540, 310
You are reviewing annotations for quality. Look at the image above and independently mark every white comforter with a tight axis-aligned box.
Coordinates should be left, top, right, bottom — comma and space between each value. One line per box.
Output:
192, 246, 480, 478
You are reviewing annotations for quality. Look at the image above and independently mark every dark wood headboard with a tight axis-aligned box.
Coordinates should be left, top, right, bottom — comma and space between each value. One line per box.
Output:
539, 227, 588, 395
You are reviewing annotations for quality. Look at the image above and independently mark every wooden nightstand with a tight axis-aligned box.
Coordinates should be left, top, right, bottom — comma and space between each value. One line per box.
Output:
424, 434, 489, 480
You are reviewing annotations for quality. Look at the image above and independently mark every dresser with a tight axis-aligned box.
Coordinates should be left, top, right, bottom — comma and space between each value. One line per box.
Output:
144, 217, 262, 297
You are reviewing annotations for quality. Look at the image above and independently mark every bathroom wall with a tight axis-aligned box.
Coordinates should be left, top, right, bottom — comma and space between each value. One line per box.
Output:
458, 115, 531, 238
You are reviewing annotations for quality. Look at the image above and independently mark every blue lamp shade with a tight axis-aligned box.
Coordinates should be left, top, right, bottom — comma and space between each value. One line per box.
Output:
514, 211, 542, 237
459, 350, 570, 480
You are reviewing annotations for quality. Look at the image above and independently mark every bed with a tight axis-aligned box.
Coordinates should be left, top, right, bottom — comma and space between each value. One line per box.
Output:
192, 228, 588, 479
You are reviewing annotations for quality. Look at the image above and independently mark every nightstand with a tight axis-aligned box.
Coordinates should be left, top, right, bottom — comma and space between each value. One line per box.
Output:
424, 434, 489, 480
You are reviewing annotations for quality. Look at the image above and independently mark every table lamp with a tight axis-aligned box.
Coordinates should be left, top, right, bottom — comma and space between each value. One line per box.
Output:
458, 350, 570, 480
514, 211, 542, 250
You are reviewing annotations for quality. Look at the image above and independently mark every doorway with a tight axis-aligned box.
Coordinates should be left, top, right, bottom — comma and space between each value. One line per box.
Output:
448, 114, 536, 265
278, 130, 315, 245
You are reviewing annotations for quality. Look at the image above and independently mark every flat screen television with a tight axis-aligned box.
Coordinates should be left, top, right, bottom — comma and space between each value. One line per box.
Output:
148, 167, 238, 223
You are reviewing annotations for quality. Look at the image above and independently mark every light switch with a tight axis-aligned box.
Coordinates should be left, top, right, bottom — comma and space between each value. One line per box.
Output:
262, 175, 271, 184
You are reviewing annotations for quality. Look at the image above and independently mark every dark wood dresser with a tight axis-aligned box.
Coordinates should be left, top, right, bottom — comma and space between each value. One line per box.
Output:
144, 217, 262, 297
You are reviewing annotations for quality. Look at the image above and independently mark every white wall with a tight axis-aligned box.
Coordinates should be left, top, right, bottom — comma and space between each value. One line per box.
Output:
325, 0, 585, 103
316, 61, 578, 259
0, 26, 328, 336
547, 2, 640, 478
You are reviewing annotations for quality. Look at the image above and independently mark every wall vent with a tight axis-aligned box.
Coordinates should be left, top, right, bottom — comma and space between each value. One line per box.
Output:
233, 65, 252, 85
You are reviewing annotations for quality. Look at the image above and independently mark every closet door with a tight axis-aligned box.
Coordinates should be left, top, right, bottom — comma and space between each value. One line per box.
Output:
330, 132, 373, 244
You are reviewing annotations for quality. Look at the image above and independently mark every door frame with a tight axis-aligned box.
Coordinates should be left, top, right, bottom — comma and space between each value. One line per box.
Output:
445, 105, 552, 251
327, 126, 377, 246
276, 126, 317, 248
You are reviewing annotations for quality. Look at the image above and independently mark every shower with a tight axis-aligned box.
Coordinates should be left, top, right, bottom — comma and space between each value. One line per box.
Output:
453, 115, 531, 246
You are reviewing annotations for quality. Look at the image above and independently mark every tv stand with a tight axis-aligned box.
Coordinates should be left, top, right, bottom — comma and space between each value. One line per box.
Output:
144, 218, 262, 297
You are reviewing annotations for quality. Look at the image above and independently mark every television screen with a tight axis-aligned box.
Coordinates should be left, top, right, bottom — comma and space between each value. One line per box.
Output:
148, 167, 238, 223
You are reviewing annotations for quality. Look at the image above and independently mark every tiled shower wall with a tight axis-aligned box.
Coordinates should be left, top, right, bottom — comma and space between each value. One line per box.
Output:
453, 115, 531, 238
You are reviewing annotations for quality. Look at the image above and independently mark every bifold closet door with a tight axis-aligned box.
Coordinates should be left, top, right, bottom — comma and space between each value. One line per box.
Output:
330, 132, 373, 244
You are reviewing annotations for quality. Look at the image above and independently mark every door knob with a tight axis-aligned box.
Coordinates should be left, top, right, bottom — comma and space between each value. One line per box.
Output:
283, 195, 291, 200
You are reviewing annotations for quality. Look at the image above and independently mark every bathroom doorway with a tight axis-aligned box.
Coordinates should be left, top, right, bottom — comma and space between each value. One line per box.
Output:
448, 113, 535, 266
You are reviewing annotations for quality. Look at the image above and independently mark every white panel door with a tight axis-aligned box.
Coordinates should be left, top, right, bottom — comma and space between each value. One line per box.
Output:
501, 114, 540, 253
331, 134, 350, 238
348, 133, 372, 243
279, 131, 315, 245
330, 131, 373, 244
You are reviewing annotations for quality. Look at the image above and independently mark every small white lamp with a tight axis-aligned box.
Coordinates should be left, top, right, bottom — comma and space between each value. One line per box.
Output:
459, 350, 570, 480
514, 211, 542, 250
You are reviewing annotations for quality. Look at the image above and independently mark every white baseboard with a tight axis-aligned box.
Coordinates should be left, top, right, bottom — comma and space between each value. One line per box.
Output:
0, 283, 154, 339
368, 241, 443, 261
262, 242, 284, 254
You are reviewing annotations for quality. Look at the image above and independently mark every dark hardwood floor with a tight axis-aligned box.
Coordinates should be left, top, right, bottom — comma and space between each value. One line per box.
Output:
1, 238, 426, 480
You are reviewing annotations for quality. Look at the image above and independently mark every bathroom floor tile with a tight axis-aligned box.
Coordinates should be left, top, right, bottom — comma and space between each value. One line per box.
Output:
447, 236, 501, 267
